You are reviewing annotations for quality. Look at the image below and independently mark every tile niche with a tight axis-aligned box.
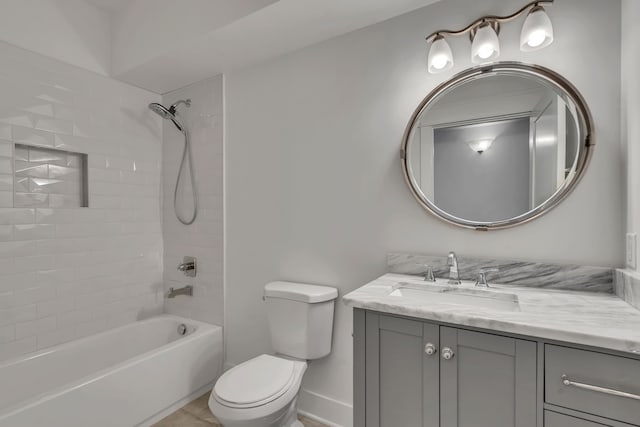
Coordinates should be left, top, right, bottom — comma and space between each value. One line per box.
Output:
13, 144, 88, 208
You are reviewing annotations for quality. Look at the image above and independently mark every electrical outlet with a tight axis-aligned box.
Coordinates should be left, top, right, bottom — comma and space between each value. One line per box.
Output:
626, 233, 637, 269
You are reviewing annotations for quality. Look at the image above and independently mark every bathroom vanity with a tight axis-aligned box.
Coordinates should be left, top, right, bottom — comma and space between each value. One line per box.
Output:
345, 273, 640, 427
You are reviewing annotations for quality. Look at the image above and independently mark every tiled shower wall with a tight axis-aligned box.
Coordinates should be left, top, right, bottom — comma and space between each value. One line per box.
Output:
0, 41, 164, 361
162, 76, 224, 327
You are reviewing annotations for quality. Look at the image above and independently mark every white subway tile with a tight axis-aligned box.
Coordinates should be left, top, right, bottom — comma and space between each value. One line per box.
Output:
13, 224, 55, 240
14, 284, 56, 306
36, 327, 76, 349
0, 305, 37, 327
0, 143, 12, 158
0, 336, 36, 360
37, 297, 74, 317
14, 192, 48, 208
16, 315, 56, 339
22, 103, 55, 117
0, 324, 15, 344
0, 191, 12, 208
57, 309, 92, 328
0, 44, 163, 362
35, 117, 73, 134
12, 126, 55, 147
0, 124, 11, 140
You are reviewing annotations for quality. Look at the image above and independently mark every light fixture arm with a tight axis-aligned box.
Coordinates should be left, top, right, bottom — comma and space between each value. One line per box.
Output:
425, 0, 554, 42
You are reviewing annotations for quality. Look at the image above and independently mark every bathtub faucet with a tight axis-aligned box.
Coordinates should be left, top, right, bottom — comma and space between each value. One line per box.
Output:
167, 285, 194, 299
177, 256, 197, 277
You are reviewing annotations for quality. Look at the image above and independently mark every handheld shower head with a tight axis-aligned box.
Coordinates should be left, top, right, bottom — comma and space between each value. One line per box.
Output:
148, 99, 190, 131
147, 98, 198, 226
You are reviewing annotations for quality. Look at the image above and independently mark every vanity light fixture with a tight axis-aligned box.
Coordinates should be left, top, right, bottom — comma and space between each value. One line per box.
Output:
426, 0, 554, 73
469, 140, 493, 154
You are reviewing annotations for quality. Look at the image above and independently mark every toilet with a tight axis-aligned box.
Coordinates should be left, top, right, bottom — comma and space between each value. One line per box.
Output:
209, 281, 338, 427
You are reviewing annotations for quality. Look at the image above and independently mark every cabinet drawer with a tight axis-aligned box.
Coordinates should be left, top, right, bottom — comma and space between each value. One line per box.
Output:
544, 411, 609, 427
545, 345, 640, 425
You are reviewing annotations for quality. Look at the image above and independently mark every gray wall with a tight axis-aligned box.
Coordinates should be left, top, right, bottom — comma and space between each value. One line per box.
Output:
433, 118, 530, 222
224, 0, 623, 425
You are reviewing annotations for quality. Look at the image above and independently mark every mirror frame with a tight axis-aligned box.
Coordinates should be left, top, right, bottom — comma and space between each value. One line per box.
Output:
401, 62, 594, 230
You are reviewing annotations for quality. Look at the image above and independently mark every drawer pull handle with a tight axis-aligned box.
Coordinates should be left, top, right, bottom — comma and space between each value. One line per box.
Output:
561, 375, 640, 401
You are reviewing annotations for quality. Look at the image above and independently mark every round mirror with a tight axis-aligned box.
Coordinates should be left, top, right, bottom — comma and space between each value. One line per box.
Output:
401, 62, 593, 230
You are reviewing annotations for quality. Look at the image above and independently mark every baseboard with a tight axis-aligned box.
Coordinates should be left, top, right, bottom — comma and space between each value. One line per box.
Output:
137, 382, 214, 427
298, 388, 353, 427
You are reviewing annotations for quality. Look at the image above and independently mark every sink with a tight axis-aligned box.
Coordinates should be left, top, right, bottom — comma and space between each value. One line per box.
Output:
388, 282, 520, 312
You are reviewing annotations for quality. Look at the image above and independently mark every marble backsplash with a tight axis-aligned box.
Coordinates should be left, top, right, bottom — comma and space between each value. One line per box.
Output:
615, 269, 640, 310
388, 253, 614, 293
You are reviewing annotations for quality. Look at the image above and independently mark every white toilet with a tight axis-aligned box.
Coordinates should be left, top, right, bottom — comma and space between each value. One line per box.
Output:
209, 281, 338, 427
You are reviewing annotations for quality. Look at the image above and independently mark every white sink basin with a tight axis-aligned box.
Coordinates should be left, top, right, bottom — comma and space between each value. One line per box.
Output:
388, 282, 520, 312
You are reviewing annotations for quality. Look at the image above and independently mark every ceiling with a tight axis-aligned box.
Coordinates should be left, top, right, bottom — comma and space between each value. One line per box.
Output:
2, 0, 443, 93
85, 0, 132, 13
110, 0, 443, 93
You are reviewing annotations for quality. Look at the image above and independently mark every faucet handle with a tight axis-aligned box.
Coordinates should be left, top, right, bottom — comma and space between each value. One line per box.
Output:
475, 268, 498, 288
423, 265, 436, 282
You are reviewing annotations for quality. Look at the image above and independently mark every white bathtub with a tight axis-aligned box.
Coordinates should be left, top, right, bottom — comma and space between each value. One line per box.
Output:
0, 315, 223, 427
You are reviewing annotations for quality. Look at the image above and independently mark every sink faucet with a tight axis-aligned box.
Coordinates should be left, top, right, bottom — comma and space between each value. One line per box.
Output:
447, 251, 461, 285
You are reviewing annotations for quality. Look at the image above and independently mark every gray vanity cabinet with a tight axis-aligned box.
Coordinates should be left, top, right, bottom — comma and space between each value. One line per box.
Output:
363, 312, 439, 427
355, 309, 537, 427
439, 327, 537, 427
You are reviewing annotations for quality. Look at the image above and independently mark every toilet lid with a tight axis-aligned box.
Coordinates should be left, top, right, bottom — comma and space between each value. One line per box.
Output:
214, 354, 295, 407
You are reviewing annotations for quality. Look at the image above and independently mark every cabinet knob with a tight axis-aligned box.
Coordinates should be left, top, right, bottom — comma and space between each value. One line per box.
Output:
441, 347, 455, 360
424, 343, 437, 355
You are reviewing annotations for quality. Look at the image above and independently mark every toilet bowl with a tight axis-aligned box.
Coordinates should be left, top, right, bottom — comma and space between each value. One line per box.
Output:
208, 354, 307, 427
208, 281, 338, 427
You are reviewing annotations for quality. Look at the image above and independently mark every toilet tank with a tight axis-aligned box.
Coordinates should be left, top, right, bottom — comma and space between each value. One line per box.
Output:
264, 281, 338, 360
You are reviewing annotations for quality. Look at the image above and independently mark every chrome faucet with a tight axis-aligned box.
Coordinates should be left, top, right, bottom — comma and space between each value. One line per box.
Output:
167, 285, 193, 299
177, 256, 196, 277
447, 251, 461, 285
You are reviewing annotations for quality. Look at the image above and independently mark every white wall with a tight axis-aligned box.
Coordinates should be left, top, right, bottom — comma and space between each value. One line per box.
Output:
622, 0, 640, 271
0, 41, 163, 361
0, 0, 111, 76
162, 76, 224, 327
225, 0, 622, 425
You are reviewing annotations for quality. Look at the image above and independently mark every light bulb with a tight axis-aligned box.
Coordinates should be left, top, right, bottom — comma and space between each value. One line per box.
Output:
527, 29, 547, 47
431, 55, 448, 70
477, 44, 495, 59
428, 35, 453, 74
520, 6, 554, 51
471, 23, 500, 64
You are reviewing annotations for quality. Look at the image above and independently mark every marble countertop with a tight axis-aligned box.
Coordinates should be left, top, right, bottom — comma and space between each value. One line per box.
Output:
343, 273, 640, 355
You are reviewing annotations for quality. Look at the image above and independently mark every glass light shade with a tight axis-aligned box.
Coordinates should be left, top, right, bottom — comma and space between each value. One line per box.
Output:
469, 139, 493, 153
428, 36, 454, 73
471, 24, 500, 64
520, 7, 554, 51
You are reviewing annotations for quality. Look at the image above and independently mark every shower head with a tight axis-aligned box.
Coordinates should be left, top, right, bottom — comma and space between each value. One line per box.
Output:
148, 102, 174, 120
148, 99, 191, 132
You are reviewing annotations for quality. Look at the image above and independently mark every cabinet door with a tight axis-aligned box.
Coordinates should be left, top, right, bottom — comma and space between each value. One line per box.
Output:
440, 327, 537, 427
364, 312, 439, 427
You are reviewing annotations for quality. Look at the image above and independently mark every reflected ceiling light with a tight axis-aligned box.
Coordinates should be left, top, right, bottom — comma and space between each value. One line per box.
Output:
425, 0, 554, 74
469, 140, 493, 154
520, 5, 554, 51
428, 35, 454, 73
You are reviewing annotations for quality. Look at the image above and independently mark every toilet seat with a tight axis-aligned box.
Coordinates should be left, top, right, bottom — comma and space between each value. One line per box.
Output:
213, 355, 297, 409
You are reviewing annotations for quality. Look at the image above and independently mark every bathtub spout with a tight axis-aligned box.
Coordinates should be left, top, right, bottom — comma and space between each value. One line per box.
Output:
167, 285, 194, 299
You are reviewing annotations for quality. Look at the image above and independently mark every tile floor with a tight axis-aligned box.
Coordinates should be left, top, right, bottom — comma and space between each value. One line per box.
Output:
152, 393, 328, 427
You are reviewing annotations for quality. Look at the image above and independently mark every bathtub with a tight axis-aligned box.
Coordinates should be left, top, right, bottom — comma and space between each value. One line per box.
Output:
0, 315, 223, 427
